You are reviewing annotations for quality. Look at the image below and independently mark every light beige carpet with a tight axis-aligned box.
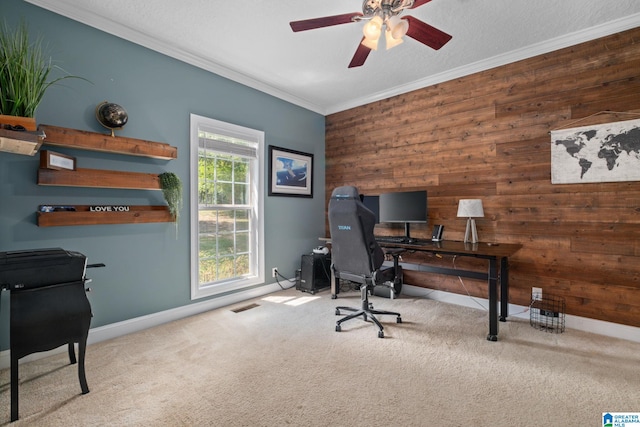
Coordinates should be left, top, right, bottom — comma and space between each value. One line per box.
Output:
1, 287, 639, 426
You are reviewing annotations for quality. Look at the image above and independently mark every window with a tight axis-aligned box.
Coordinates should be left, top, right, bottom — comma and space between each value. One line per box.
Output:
190, 114, 264, 299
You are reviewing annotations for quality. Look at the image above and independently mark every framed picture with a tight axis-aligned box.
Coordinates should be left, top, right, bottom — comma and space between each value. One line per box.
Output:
268, 145, 313, 197
550, 118, 640, 184
39, 150, 76, 171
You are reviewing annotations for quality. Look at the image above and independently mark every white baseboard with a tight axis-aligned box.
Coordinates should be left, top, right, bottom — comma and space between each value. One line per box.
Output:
401, 285, 640, 343
2, 282, 637, 370
0, 282, 282, 370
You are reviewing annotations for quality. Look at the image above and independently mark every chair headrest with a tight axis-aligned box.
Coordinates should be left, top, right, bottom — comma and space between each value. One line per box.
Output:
330, 186, 359, 200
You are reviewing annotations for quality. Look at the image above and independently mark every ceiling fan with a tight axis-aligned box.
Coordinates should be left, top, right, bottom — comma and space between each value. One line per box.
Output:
290, 0, 452, 68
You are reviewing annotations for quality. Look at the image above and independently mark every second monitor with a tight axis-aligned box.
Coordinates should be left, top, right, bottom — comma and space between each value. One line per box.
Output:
379, 190, 427, 243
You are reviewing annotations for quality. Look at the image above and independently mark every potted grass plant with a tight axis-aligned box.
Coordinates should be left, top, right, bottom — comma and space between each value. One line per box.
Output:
159, 172, 183, 236
0, 20, 82, 129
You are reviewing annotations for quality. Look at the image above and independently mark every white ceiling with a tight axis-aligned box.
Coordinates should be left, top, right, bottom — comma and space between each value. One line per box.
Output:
26, 0, 640, 115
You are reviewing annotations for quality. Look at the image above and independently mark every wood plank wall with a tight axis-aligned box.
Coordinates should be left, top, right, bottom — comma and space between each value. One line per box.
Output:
325, 27, 640, 328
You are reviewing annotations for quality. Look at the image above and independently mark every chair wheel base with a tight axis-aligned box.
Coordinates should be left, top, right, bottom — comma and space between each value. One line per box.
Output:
335, 309, 341, 315
397, 317, 402, 323
335, 325, 341, 332
378, 330, 384, 338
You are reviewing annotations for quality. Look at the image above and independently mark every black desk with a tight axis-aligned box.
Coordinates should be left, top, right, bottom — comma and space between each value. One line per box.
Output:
331, 239, 522, 341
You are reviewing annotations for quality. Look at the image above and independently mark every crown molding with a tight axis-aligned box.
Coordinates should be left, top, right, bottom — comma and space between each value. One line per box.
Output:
24, 0, 325, 114
24, 1, 640, 116
326, 13, 640, 114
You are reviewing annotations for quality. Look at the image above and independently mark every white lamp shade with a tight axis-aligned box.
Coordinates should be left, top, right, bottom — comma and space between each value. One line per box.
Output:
385, 29, 404, 49
361, 36, 379, 50
363, 16, 383, 40
457, 199, 484, 218
388, 16, 409, 39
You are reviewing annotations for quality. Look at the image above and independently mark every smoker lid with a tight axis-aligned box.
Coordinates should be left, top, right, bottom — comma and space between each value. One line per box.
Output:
0, 248, 88, 290
0, 248, 68, 263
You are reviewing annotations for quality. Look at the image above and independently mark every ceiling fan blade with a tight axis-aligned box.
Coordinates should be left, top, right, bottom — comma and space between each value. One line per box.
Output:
404, 16, 452, 50
409, 0, 433, 9
348, 39, 372, 68
290, 12, 363, 32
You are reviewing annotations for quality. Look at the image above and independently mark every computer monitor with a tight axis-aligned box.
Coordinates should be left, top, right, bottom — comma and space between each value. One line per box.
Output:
360, 195, 380, 224
379, 190, 427, 242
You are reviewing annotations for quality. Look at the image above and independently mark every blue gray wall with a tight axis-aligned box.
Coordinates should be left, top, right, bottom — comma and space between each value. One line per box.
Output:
0, 0, 326, 350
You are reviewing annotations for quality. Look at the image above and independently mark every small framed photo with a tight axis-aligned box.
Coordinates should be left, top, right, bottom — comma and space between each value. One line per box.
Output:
40, 150, 76, 171
268, 145, 313, 198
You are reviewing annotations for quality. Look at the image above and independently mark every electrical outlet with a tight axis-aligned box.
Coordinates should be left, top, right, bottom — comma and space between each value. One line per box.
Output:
532, 287, 542, 301
271, 267, 278, 278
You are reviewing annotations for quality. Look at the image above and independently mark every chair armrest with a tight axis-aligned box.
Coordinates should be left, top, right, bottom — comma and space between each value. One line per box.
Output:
383, 248, 405, 258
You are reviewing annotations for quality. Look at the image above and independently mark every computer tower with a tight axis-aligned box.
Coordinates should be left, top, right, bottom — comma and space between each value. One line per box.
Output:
297, 253, 331, 294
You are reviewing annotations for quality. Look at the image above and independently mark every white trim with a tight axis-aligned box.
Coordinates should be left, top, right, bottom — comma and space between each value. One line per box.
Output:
328, 13, 640, 114
189, 114, 265, 300
25, 0, 322, 114
24, 1, 640, 115
401, 285, 640, 344
0, 282, 282, 370
23, 0, 321, 113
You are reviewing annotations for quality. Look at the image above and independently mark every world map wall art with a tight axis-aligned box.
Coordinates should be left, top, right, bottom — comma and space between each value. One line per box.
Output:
550, 118, 640, 184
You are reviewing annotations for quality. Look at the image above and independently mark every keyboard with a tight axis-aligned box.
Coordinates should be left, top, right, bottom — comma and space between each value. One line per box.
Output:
376, 236, 415, 244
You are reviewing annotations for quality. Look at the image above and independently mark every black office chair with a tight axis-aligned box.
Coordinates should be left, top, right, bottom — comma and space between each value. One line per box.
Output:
328, 186, 403, 338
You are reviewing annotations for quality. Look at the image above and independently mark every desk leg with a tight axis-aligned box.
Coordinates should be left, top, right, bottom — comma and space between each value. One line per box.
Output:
500, 257, 509, 322
487, 258, 499, 342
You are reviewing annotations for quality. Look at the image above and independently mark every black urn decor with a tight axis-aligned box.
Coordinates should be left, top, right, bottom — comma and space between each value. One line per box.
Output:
95, 101, 128, 137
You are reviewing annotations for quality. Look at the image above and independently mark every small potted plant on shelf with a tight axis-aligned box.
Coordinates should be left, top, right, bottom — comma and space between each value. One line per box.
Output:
0, 20, 83, 129
159, 172, 183, 236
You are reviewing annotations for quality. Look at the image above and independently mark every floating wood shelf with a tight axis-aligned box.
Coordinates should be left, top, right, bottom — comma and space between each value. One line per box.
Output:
38, 167, 162, 190
39, 124, 177, 160
37, 205, 174, 227
0, 127, 45, 156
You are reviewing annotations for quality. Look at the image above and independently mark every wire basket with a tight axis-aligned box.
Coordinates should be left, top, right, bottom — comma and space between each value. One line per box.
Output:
530, 294, 566, 333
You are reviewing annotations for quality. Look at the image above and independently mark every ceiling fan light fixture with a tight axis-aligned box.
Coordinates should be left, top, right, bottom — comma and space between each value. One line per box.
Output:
362, 36, 379, 51
289, 0, 452, 68
388, 16, 409, 39
363, 15, 383, 40
385, 29, 404, 50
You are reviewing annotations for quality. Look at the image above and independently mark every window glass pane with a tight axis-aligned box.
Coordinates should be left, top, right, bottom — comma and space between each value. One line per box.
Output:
217, 209, 235, 233
217, 253, 249, 280
199, 210, 217, 234
199, 258, 218, 283
236, 209, 249, 231
218, 234, 235, 256
236, 231, 249, 253
235, 254, 249, 275
235, 161, 249, 183
199, 234, 217, 258
199, 157, 216, 205
216, 255, 236, 281
217, 182, 233, 205
234, 183, 248, 205
216, 157, 233, 181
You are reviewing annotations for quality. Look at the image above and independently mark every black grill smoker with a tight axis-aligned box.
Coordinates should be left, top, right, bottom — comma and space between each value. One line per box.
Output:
0, 248, 104, 422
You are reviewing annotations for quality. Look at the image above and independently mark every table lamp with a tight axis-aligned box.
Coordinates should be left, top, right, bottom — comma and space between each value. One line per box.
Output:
457, 199, 484, 243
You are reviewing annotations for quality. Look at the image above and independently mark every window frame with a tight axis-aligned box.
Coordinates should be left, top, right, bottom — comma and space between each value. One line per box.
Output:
189, 114, 265, 300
